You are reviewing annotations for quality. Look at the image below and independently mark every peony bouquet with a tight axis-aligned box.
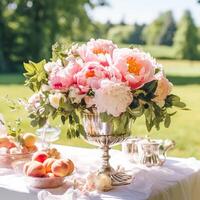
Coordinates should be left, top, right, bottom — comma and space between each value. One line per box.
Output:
24, 39, 186, 138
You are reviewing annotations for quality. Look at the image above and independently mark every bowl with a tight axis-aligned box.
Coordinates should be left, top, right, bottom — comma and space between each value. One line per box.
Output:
0, 151, 35, 170
24, 176, 66, 189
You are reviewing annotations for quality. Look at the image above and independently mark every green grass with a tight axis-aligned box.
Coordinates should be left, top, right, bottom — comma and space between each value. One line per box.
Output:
0, 59, 200, 158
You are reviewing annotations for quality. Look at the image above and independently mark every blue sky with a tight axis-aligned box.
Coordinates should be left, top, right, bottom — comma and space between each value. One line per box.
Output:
89, 0, 200, 25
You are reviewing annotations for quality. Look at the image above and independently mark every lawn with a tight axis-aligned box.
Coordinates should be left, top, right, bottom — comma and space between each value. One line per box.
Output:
0, 59, 200, 158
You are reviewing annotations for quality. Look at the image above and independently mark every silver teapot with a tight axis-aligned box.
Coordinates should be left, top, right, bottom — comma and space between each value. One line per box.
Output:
122, 138, 175, 167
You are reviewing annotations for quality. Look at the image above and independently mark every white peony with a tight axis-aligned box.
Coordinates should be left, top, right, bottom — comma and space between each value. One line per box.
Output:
44, 60, 62, 74
153, 73, 173, 106
49, 93, 66, 109
68, 87, 85, 104
94, 80, 133, 117
28, 92, 44, 110
84, 96, 95, 108
41, 84, 50, 92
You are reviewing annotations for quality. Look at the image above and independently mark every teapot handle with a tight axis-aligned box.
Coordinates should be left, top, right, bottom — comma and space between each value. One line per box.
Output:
162, 140, 176, 156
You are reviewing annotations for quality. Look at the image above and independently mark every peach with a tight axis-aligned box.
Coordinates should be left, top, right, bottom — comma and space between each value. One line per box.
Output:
21, 146, 29, 154
7, 141, 17, 149
0, 137, 10, 148
51, 159, 70, 177
63, 159, 74, 174
26, 161, 46, 177
32, 151, 48, 163
23, 133, 36, 148
43, 158, 56, 173
23, 161, 33, 175
27, 145, 38, 153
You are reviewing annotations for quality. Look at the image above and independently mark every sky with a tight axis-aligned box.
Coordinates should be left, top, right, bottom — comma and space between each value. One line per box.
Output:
89, 0, 200, 25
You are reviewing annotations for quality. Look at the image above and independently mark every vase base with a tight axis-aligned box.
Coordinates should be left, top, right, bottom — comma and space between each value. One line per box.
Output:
111, 171, 133, 186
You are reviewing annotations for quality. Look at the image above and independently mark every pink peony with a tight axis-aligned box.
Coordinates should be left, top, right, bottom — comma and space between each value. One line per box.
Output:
49, 69, 73, 91
75, 62, 110, 93
77, 39, 117, 67
113, 48, 156, 89
153, 73, 173, 105
94, 80, 133, 117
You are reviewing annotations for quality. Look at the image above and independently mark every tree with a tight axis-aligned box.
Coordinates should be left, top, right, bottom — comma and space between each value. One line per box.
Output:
107, 24, 145, 44
142, 11, 176, 46
158, 11, 176, 46
0, 0, 107, 73
173, 10, 199, 60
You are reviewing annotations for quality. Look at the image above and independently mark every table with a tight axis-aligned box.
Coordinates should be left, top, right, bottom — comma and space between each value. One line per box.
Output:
1, 145, 200, 200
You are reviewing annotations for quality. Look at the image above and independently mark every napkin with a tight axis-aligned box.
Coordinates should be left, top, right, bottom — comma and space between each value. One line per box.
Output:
38, 189, 98, 200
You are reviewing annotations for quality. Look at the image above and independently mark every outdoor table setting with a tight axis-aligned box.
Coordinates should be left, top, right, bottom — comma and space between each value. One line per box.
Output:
1, 145, 200, 200
0, 38, 195, 200
0, 145, 200, 200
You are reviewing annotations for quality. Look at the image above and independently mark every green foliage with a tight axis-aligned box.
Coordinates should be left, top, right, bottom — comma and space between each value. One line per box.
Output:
23, 60, 47, 92
0, 0, 106, 73
142, 11, 176, 46
173, 10, 199, 60
107, 24, 145, 44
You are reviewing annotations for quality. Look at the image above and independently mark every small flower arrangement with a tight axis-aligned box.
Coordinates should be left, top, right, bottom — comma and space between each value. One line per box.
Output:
24, 39, 186, 138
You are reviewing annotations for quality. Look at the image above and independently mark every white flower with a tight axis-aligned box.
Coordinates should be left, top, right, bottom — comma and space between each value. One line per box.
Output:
44, 60, 62, 74
94, 80, 133, 117
68, 87, 85, 104
84, 96, 95, 108
41, 84, 50, 92
28, 92, 44, 110
49, 93, 66, 109
153, 73, 173, 106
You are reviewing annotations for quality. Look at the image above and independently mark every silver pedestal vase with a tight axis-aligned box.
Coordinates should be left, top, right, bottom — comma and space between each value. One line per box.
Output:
81, 112, 133, 186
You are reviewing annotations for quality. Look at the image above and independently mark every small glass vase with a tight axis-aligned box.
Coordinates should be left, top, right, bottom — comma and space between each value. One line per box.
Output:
36, 122, 61, 150
81, 111, 133, 186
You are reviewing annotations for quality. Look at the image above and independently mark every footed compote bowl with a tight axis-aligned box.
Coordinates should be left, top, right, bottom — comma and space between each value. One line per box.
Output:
81, 111, 133, 186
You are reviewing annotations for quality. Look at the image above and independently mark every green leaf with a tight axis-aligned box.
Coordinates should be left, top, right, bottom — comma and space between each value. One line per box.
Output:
31, 120, 38, 127
173, 101, 186, 108
38, 118, 47, 127
164, 114, 171, 128
142, 80, 158, 94
100, 112, 113, 122
61, 116, 66, 124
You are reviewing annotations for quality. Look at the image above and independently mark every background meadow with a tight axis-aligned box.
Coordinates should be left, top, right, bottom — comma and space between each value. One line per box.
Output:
1, 59, 200, 158
0, 0, 200, 158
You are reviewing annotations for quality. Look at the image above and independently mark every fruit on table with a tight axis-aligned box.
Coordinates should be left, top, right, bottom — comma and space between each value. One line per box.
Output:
23, 161, 32, 175
43, 158, 56, 173
32, 151, 49, 163
51, 159, 71, 177
26, 161, 46, 177
63, 159, 74, 174
47, 148, 61, 159
22, 133, 37, 148
0, 137, 10, 148
27, 145, 38, 153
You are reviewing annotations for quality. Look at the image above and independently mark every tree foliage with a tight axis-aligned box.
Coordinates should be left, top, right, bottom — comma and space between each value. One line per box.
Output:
107, 23, 145, 44
0, 0, 106, 73
142, 11, 176, 46
173, 10, 199, 60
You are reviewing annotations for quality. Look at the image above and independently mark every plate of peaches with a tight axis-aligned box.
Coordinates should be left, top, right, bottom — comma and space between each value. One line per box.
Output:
23, 151, 75, 189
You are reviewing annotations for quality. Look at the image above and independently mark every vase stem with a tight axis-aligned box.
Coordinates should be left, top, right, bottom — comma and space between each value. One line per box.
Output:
101, 145, 111, 175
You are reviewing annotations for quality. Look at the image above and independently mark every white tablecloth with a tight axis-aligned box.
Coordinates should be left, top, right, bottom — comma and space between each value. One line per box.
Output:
1, 145, 200, 200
